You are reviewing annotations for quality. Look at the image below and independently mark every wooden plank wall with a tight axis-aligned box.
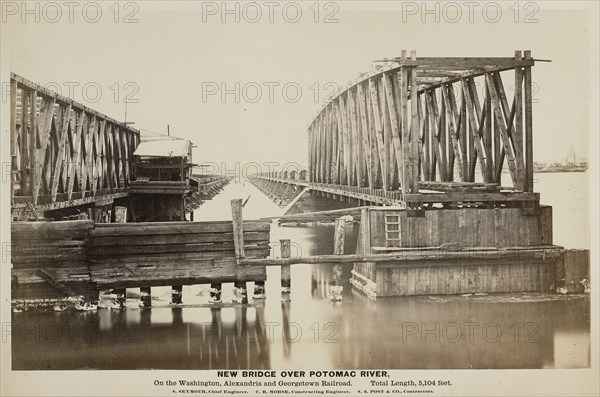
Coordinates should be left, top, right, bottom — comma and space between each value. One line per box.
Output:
351, 205, 566, 297
307, 51, 535, 197
351, 208, 376, 295
375, 259, 557, 297
368, 206, 552, 248
11, 219, 271, 298
89, 220, 270, 289
11, 220, 97, 299
557, 249, 590, 293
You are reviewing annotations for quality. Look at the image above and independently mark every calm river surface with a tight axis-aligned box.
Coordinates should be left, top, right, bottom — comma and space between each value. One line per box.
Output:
12, 173, 590, 370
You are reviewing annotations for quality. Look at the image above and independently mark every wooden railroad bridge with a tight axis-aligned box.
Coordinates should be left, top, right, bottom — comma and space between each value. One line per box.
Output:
246, 50, 588, 297
8, 52, 590, 305
9, 72, 229, 221
250, 51, 541, 211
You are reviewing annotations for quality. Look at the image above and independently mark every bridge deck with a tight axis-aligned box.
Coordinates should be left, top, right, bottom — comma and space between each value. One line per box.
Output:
250, 174, 538, 208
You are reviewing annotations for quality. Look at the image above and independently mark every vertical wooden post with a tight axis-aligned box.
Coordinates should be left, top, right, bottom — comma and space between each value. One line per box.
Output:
280, 239, 291, 302
400, 56, 411, 196
231, 198, 248, 303
209, 282, 222, 303
350, 88, 363, 187
484, 81, 493, 182
491, 76, 501, 185
460, 89, 469, 181
253, 281, 266, 300
19, 87, 29, 195
410, 50, 420, 195
28, 90, 37, 197
10, 79, 18, 204
380, 77, 394, 190
113, 288, 126, 308
140, 287, 152, 307
439, 87, 448, 181
308, 125, 313, 183
514, 50, 525, 190
319, 113, 325, 183
171, 285, 183, 304
358, 83, 374, 188
524, 50, 534, 192
330, 216, 349, 301
422, 92, 431, 181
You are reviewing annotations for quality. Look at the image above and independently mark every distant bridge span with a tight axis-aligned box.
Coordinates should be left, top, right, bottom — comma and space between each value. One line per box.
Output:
250, 50, 542, 210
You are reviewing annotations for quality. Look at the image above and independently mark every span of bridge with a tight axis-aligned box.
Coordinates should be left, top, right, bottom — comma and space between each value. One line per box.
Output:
11, 50, 542, 218
249, 50, 543, 211
10, 73, 140, 215
9, 72, 228, 220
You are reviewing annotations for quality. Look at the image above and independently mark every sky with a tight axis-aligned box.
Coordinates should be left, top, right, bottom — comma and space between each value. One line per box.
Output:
2, 1, 594, 171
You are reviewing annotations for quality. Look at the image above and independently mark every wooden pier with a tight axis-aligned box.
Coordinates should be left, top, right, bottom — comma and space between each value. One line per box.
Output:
350, 206, 559, 297
11, 200, 270, 308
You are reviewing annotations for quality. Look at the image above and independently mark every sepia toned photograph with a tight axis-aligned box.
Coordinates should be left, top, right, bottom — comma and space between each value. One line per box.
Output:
1, 1, 598, 396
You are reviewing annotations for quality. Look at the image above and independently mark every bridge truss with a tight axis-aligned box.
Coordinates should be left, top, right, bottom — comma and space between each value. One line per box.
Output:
253, 51, 542, 209
10, 73, 140, 218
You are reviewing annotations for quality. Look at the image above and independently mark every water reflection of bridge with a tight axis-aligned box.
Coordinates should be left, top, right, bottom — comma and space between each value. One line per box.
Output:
11, 295, 590, 370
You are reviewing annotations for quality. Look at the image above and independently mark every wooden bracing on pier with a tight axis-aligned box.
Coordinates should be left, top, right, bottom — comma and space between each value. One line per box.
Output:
302, 51, 539, 207
10, 73, 140, 217
250, 176, 308, 208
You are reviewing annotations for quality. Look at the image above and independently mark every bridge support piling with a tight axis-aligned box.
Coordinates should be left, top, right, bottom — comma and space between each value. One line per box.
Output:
113, 288, 126, 308
231, 199, 248, 304
233, 283, 248, 304
329, 217, 347, 301
253, 281, 266, 300
171, 285, 183, 304
280, 239, 291, 302
140, 287, 152, 307
209, 283, 222, 303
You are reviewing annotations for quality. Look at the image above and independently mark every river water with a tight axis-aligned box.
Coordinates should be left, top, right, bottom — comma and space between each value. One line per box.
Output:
11, 173, 590, 370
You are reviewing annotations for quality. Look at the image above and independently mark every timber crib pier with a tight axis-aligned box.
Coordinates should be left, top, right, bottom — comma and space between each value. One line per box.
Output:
11, 200, 272, 309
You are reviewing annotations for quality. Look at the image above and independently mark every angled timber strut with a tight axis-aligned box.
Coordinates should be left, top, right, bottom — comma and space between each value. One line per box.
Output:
250, 50, 543, 209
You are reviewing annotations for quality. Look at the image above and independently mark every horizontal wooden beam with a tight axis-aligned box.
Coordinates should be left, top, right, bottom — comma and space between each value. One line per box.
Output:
405, 191, 539, 203
11, 73, 139, 133
262, 206, 366, 220
91, 220, 270, 236
393, 58, 535, 68
12, 191, 129, 212
239, 246, 562, 266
